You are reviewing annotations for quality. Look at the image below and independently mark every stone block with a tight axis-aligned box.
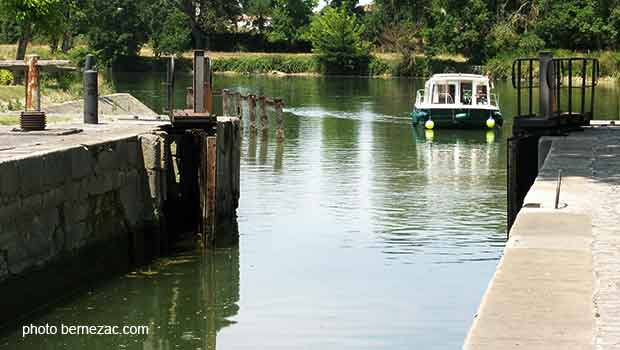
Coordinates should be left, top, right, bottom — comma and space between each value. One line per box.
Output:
0, 249, 8, 281
42, 151, 71, 190
125, 138, 140, 167
42, 187, 68, 210
64, 220, 89, 251
20, 193, 43, 213
70, 146, 94, 180
94, 142, 119, 174
139, 134, 164, 170
119, 182, 140, 228
17, 156, 44, 197
0, 160, 19, 198
113, 138, 139, 170
0, 201, 21, 222
63, 200, 89, 223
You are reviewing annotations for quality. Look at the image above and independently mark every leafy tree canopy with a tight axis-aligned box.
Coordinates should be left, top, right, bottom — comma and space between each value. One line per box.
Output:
308, 5, 370, 73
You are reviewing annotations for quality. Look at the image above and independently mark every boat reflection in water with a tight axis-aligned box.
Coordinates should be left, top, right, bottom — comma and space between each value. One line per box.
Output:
412, 127, 504, 187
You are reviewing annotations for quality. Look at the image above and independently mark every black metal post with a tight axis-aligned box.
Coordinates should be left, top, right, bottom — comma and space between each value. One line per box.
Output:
539, 52, 555, 119
83, 55, 98, 124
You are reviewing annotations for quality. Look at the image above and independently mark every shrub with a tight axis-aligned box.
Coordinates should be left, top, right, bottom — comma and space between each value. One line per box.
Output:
368, 57, 393, 76
211, 55, 318, 74
0, 70, 13, 85
65, 46, 92, 68
518, 33, 546, 53
597, 51, 620, 78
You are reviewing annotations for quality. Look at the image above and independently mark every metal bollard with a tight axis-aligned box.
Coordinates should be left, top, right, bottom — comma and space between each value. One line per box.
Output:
84, 69, 98, 124
84, 54, 96, 71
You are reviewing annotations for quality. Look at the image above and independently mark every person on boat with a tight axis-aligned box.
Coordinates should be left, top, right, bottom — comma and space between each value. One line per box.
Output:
476, 86, 488, 105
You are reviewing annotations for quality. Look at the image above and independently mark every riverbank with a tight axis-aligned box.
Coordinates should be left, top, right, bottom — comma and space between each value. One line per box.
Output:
2, 44, 618, 81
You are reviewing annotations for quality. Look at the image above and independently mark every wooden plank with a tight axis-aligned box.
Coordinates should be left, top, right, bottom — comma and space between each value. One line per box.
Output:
0, 60, 74, 70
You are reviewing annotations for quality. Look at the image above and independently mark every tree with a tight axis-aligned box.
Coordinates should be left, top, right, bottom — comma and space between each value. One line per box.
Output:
424, 0, 492, 63
47, 0, 84, 54
0, 0, 64, 59
144, 0, 192, 56
534, 0, 613, 50
82, 0, 149, 63
269, 0, 317, 45
380, 21, 424, 73
242, 0, 273, 34
326, 0, 357, 13
174, 0, 242, 49
308, 5, 371, 73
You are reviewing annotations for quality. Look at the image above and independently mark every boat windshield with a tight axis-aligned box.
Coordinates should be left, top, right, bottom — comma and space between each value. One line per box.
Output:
460, 81, 473, 105
432, 83, 456, 104
476, 85, 489, 105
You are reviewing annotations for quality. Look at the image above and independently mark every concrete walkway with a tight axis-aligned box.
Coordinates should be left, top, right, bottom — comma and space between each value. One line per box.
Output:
0, 116, 169, 162
464, 125, 620, 350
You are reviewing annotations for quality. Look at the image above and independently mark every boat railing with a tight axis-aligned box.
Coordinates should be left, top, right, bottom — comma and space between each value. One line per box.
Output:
416, 89, 425, 104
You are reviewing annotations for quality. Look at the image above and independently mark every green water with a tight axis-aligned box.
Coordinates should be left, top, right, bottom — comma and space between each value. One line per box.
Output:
2, 75, 619, 349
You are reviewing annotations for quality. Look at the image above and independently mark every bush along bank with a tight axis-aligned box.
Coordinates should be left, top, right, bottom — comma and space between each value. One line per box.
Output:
87, 51, 484, 78
485, 50, 620, 80
208, 54, 475, 77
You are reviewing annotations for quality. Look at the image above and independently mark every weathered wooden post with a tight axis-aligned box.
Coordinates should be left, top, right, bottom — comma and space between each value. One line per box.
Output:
199, 133, 217, 248
259, 96, 268, 131
275, 98, 284, 141
214, 117, 241, 246
222, 89, 230, 116
205, 56, 213, 113
248, 94, 257, 132
21, 54, 46, 131
235, 92, 242, 118
25, 54, 40, 112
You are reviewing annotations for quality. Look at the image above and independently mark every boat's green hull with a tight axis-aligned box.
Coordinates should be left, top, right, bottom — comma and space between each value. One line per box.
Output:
411, 108, 503, 129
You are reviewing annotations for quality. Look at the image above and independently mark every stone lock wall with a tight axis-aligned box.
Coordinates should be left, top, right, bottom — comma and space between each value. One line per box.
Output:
0, 130, 170, 323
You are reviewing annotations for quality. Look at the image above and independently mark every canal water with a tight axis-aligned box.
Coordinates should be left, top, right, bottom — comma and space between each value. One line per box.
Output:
2, 75, 619, 349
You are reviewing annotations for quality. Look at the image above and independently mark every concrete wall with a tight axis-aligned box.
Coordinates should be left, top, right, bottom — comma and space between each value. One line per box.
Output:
464, 130, 608, 350
0, 129, 169, 324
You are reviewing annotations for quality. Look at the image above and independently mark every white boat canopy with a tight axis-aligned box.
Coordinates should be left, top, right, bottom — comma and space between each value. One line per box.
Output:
415, 74, 499, 110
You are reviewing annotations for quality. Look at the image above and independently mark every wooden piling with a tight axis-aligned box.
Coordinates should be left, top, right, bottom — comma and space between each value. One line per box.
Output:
258, 96, 268, 131
235, 92, 242, 118
199, 135, 216, 248
205, 57, 213, 113
275, 98, 284, 142
222, 89, 230, 116
211, 117, 240, 246
248, 95, 257, 132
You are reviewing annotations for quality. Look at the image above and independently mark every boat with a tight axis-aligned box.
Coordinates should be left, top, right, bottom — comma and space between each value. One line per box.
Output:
411, 74, 503, 129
